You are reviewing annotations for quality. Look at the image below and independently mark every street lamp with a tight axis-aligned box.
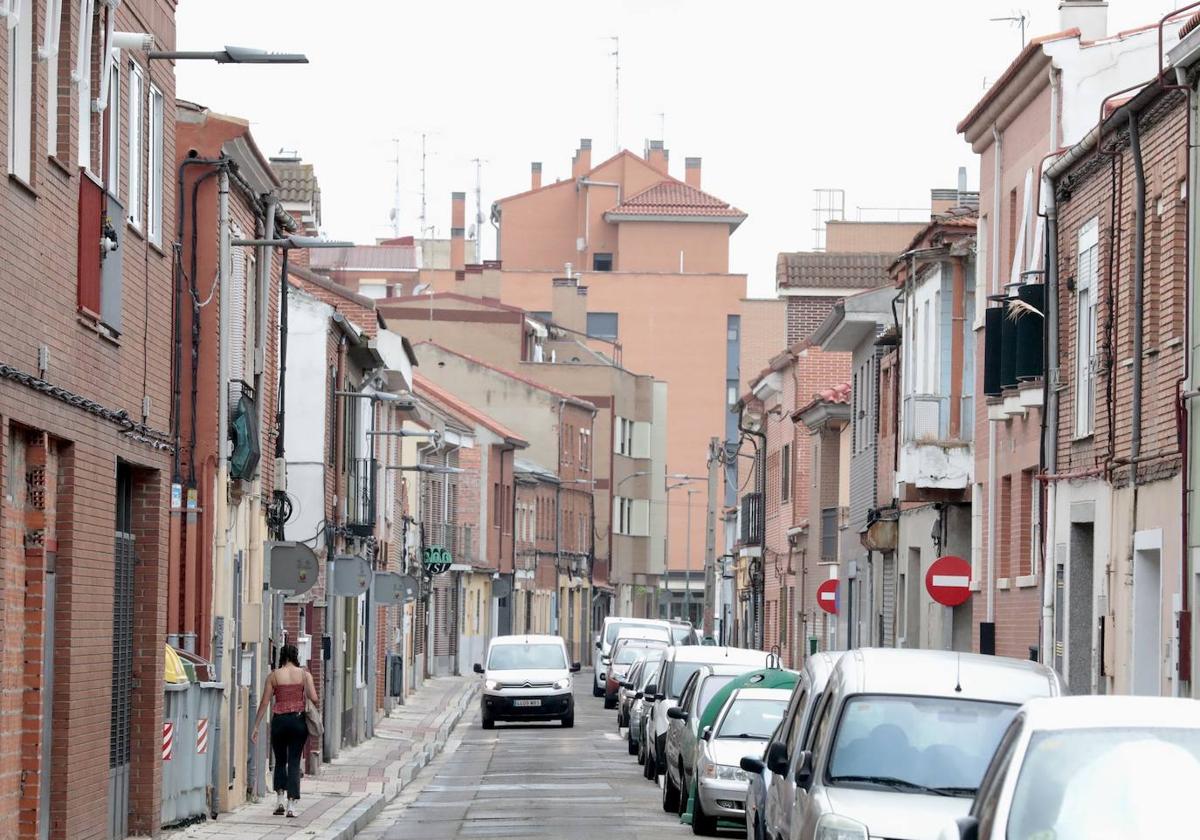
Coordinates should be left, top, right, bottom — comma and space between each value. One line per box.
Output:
662, 473, 704, 621
386, 464, 465, 474
684, 488, 701, 625
148, 45, 308, 64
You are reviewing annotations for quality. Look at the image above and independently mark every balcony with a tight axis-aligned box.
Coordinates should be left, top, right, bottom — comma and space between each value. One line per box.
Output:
345, 458, 376, 537
739, 493, 763, 547
902, 394, 973, 444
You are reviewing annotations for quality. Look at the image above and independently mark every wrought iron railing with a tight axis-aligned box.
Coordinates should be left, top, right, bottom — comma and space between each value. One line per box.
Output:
346, 458, 376, 536
739, 493, 763, 546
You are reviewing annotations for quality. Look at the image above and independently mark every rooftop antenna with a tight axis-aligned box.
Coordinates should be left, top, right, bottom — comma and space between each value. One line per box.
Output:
954, 652, 963, 693
610, 36, 620, 151
990, 11, 1028, 50
388, 138, 402, 239
419, 132, 429, 241
470, 157, 487, 262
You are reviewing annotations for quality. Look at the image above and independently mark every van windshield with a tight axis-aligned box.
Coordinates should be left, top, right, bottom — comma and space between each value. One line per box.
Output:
827, 695, 1017, 796
487, 643, 567, 671
605, 621, 659, 644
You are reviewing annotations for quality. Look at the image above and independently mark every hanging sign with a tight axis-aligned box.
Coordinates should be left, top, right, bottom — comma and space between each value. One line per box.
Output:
423, 545, 452, 575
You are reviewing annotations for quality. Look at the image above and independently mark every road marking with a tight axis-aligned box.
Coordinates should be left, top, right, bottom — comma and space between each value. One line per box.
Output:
932, 575, 970, 588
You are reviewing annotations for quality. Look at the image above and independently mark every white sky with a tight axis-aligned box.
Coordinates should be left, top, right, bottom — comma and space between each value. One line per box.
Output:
176, 0, 1187, 298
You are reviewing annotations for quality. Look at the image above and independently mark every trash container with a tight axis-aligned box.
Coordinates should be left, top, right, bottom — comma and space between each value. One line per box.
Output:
161, 646, 223, 828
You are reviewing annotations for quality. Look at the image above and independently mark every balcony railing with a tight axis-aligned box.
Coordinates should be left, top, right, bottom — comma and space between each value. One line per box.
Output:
346, 458, 376, 536
739, 493, 763, 547
902, 394, 974, 444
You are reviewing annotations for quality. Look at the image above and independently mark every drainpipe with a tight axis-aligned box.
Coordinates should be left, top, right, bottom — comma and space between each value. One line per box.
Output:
987, 125, 1003, 627
1042, 170, 1060, 664
1130, 111, 1146, 463
1181, 63, 1197, 690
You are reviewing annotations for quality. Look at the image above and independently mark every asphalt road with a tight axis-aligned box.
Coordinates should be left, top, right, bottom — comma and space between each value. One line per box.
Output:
358, 671, 716, 839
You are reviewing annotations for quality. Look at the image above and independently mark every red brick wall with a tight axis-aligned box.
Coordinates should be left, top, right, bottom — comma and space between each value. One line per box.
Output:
787, 296, 840, 346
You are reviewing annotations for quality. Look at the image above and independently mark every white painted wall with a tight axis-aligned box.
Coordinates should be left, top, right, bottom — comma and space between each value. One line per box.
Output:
283, 291, 333, 546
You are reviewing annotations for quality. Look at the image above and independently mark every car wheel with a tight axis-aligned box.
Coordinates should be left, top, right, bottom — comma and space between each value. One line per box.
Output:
662, 766, 681, 813
692, 795, 716, 835
561, 711, 574, 728
676, 764, 688, 816
481, 713, 495, 730
643, 742, 655, 778
603, 695, 616, 710
592, 683, 604, 698
637, 733, 647, 766
627, 734, 638, 755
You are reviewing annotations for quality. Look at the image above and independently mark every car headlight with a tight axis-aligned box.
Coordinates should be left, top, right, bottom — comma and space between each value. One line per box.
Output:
815, 814, 870, 840
484, 679, 500, 691
700, 759, 748, 782
553, 678, 571, 690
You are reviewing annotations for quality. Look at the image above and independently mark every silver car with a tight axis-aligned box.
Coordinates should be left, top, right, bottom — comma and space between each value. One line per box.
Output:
940, 695, 1200, 840
790, 649, 1065, 840
663, 665, 748, 813
632, 660, 662, 764
691, 687, 790, 835
743, 652, 843, 840
620, 651, 664, 732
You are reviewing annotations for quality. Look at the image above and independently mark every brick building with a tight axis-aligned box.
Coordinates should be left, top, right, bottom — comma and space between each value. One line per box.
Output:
0, 2, 177, 838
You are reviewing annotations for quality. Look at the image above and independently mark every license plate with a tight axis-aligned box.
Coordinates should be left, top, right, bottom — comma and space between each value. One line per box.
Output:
513, 699, 541, 707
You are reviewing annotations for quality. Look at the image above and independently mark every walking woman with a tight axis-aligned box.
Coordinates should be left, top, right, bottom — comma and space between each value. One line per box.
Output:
251, 644, 318, 817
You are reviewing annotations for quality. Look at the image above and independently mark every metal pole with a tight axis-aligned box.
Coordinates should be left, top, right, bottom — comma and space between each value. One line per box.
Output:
684, 490, 695, 623
663, 483, 671, 620
703, 438, 718, 638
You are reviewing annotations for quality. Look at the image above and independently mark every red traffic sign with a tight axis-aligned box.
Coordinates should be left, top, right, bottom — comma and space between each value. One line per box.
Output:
816, 578, 839, 615
926, 555, 972, 607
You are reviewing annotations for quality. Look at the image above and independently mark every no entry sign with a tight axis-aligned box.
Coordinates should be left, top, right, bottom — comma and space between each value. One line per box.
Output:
926, 555, 972, 607
816, 578, 839, 615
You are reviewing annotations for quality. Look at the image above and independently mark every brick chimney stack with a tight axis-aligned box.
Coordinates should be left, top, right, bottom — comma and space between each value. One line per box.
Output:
450, 191, 466, 270
552, 277, 587, 335
531, 162, 542, 190
645, 140, 668, 175
571, 139, 592, 179
685, 157, 701, 189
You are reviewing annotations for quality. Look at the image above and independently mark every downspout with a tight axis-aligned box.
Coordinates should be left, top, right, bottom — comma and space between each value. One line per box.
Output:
1042, 169, 1060, 664
987, 125, 1003, 627
1130, 111, 1146, 463
1180, 62, 1196, 689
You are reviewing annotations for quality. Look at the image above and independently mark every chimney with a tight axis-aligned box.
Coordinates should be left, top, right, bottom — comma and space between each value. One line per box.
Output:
1058, 0, 1107, 41
460, 263, 483, 297
551, 277, 587, 335
644, 140, 668, 175
480, 260, 503, 300
531, 161, 542, 190
685, 157, 701, 189
571, 139, 592, 179
450, 191, 465, 271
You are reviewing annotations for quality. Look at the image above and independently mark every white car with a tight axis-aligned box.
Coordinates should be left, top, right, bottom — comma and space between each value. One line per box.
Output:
790, 649, 1064, 840
474, 634, 580, 729
594, 617, 673, 696
939, 695, 1200, 840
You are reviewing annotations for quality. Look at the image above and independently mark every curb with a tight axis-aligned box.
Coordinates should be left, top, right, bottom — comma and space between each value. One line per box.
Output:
319, 680, 478, 840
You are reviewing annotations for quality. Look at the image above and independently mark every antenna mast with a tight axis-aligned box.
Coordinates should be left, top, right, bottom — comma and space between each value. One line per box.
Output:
389, 138, 402, 239
610, 36, 620, 151
419, 132, 428, 241
470, 157, 487, 263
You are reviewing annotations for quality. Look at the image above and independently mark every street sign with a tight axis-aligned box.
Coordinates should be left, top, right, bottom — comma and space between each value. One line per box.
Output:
816, 578, 839, 615
926, 555, 972, 607
266, 541, 319, 595
423, 545, 452, 575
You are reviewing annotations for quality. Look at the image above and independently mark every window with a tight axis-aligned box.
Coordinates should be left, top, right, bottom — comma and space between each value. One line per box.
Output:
43, 0, 65, 157
587, 311, 619, 341
781, 443, 791, 502
976, 214, 989, 326
592, 252, 613, 271
103, 61, 119, 194
76, 0, 96, 169
126, 61, 142, 226
1075, 218, 1099, 437
493, 482, 501, 530
147, 82, 164, 245
1025, 468, 1038, 579
8, 0, 33, 182
820, 507, 838, 560
998, 475, 1012, 579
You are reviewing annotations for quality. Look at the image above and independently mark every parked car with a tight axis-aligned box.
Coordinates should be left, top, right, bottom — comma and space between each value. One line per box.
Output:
474, 634, 581, 729
939, 695, 1200, 840
645, 646, 771, 781
743, 652, 844, 840
594, 617, 673, 696
620, 650, 665, 730
663, 665, 745, 813
669, 620, 700, 646
789, 649, 1064, 840
605, 636, 669, 709
632, 660, 663, 763
691, 686, 791, 835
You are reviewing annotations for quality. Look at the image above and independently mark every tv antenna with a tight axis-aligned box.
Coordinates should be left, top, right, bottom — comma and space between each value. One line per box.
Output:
470, 157, 488, 262
610, 36, 620, 151
389, 138, 402, 239
990, 11, 1028, 50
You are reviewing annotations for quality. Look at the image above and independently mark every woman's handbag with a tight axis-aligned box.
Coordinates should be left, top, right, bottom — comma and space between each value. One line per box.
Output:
304, 697, 323, 739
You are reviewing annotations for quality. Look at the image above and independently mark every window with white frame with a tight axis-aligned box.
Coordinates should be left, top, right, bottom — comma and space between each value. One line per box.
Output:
147, 82, 164, 245
75, 0, 96, 169
8, 0, 33, 182
42, 0, 64, 157
1074, 218, 1099, 437
975, 214, 989, 328
126, 61, 142, 226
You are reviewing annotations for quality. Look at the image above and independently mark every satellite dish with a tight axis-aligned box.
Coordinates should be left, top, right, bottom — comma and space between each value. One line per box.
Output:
374, 572, 418, 604
329, 554, 372, 597
267, 541, 319, 595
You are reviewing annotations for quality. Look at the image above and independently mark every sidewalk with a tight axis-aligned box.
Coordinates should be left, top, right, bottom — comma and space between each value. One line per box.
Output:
170, 676, 479, 840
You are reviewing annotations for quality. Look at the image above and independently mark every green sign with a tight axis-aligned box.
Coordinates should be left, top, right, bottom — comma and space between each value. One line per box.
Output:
423, 545, 452, 575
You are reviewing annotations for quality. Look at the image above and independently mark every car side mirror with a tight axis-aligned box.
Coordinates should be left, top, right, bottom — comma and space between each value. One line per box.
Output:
701, 726, 712, 742
667, 706, 688, 721
766, 740, 789, 776
601, 656, 611, 666
794, 750, 814, 790
740, 755, 765, 775
473, 663, 484, 675
951, 817, 979, 840
595, 639, 602, 649
570, 661, 581, 672
634, 692, 643, 700
644, 683, 657, 696
655, 693, 666, 702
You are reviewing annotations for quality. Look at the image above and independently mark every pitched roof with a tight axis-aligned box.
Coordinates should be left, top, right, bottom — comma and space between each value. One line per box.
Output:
793, 382, 852, 422
956, 28, 1079, 135
287, 264, 386, 334
1183, 10, 1200, 38
415, 341, 597, 411
493, 149, 643, 206
413, 373, 528, 447
605, 180, 747, 227
309, 245, 417, 272
776, 252, 892, 290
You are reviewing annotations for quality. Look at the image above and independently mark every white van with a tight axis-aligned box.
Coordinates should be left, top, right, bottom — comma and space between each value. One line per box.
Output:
474, 634, 580, 729
594, 617, 677, 696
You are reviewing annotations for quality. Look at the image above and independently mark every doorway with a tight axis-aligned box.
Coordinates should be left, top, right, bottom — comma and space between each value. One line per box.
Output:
109, 464, 134, 840
1068, 522, 1094, 695
1132, 534, 1163, 696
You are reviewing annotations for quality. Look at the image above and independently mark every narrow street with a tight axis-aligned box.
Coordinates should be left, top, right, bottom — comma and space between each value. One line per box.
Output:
358, 671, 694, 840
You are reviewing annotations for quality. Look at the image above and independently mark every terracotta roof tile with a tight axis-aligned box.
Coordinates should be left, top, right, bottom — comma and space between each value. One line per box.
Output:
776, 252, 892, 290
606, 180, 747, 223
309, 245, 416, 271
270, 157, 321, 225
1182, 10, 1200, 38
